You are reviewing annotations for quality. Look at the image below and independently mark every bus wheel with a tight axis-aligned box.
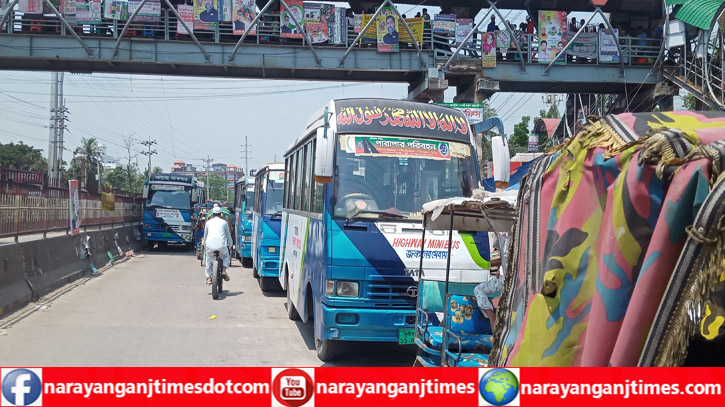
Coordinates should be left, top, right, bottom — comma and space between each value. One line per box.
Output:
287, 285, 300, 321
252, 265, 259, 278
259, 276, 275, 292
146, 240, 154, 251
315, 337, 338, 362
242, 258, 253, 268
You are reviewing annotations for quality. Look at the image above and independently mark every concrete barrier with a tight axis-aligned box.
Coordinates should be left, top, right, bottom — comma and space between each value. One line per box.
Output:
0, 224, 143, 318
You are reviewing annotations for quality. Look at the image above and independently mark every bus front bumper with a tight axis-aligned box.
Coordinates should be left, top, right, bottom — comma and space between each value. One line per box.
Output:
319, 303, 416, 342
144, 231, 191, 243
258, 249, 280, 277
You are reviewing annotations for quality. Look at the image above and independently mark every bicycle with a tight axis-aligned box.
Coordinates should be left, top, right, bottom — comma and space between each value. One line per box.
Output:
210, 250, 223, 300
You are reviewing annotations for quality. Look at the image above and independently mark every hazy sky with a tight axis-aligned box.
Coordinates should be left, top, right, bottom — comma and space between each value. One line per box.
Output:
0, 4, 631, 174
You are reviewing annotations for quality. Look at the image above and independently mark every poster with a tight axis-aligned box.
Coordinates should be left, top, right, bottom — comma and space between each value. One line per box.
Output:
280, 0, 302, 39
353, 14, 362, 33
177, 4, 194, 34
303, 2, 334, 43
18, 0, 43, 13
376, 7, 398, 53
69, 180, 80, 236
75, 0, 102, 24
220, 0, 231, 22
599, 28, 620, 63
60, 0, 76, 15
455, 18, 473, 47
101, 192, 116, 211
193, 0, 218, 30
433, 14, 455, 35
360, 14, 375, 44
104, 0, 128, 20
496, 30, 514, 49
481, 31, 496, 68
332, 7, 346, 45
306, 22, 328, 43
0, 0, 9, 23
129, 0, 160, 23
528, 134, 539, 152
319, 4, 335, 42
399, 17, 423, 44
437, 103, 483, 125
232, 0, 256, 35
302, 2, 320, 25
566, 31, 597, 59
538, 10, 567, 64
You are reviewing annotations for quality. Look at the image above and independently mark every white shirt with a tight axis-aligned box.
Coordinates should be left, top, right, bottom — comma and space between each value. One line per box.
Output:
203, 216, 232, 251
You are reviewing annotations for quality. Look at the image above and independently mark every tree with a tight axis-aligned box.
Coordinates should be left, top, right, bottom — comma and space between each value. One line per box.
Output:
74, 138, 102, 191
207, 174, 229, 202
0, 142, 48, 173
122, 135, 138, 194
104, 166, 129, 193
509, 115, 531, 155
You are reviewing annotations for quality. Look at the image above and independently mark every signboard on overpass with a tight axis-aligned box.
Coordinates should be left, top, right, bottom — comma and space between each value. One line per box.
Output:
437, 103, 483, 125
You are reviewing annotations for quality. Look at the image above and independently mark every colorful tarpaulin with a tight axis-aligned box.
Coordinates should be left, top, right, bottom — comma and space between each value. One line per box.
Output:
490, 111, 725, 367
399, 17, 423, 44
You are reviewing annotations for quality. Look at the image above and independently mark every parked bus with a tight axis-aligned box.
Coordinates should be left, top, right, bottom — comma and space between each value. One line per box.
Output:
279, 98, 491, 361
143, 173, 203, 249
251, 163, 285, 291
233, 177, 256, 267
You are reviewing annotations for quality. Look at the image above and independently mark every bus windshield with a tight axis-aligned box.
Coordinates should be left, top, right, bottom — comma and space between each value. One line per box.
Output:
265, 171, 284, 215
147, 185, 191, 210
244, 185, 255, 215
334, 134, 477, 220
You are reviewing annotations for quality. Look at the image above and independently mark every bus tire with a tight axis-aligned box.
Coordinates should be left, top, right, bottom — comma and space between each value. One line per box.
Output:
315, 337, 338, 362
242, 257, 253, 268
287, 283, 300, 321
211, 259, 220, 300
259, 276, 274, 292
252, 265, 259, 278
146, 240, 154, 251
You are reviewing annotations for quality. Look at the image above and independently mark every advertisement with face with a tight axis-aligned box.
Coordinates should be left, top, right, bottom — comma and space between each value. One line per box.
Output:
538, 10, 567, 64
280, 0, 303, 39
376, 7, 399, 52
232, 0, 256, 35
481, 31, 496, 67
194, 0, 218, 30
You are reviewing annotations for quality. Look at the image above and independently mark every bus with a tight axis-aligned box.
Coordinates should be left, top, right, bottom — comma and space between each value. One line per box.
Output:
143, 173, 204, 249
233, 177, 256, 267
251, 163, 285, 291
278, 98, 491, 361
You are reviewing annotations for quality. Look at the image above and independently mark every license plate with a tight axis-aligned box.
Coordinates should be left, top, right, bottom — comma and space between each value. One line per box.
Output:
398, 328, 415, 345
162, 233, 172, 237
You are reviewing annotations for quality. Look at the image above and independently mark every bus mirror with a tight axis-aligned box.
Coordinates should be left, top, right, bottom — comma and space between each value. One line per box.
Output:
142, 185, 149, 199
315, 127, 334, 184
191, 189, 198, 202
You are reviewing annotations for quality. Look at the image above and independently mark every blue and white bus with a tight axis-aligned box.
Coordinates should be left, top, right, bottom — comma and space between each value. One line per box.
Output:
143, 173, 203, 249
233, 177, 256, 267
251, 163, 285, 291
279, 98, 491, 361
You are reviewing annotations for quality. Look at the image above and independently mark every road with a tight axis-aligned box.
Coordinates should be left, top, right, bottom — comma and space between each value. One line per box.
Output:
0, 248, 415, 366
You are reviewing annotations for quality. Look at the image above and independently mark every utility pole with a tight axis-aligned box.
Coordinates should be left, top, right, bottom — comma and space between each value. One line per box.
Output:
201, 155, 213, 201
240, 136, 252, 177
140, 137, 158, 177
47, 72, 58, 186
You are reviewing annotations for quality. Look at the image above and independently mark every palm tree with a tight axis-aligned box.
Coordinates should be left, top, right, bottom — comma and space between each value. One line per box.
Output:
74, 137, 102, 190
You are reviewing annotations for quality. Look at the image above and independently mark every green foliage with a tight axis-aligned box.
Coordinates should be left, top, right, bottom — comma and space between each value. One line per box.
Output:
0, 142, 48, 173
683, 93, 697, 111
207, 174, 230, 202
509, 116, 531, 155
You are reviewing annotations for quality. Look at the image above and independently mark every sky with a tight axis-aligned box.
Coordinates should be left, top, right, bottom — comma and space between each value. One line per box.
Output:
0, 4, 632, 175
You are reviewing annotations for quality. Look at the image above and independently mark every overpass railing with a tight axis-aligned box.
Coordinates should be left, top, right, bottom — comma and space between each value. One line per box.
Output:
0, 180, 142, 242
2, 9, 660, 70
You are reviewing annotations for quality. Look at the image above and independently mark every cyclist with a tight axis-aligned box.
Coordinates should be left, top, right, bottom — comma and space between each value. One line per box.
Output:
202, 206, 232, 285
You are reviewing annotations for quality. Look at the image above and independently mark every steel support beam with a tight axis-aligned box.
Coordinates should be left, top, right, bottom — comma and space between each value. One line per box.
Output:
113, 0, 150, 57
228, 0, 276, 62
42, 0, 94, 56
0, 0, 19, 32
162, 0, 210, 62
487, 0, 526, 73
443, 8, 493, 71
279, 0, 321, 66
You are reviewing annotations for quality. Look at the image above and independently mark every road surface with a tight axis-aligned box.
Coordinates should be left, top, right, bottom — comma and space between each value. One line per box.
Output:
0, 248, 416, 366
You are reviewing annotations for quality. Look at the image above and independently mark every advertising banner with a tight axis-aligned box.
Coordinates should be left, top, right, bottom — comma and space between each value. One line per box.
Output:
75, 0, 102, 24
354, 136, 451, 160
69, 180, 80, 236
280, 0, 303, 39
302, 2, 320, 24
193, 0, 218, 29
538, 10, 567, 64
432, 14, 455, 35
353, 13, 362, 33
302, 3, 334, 43
18, 0, 43, 13
231, 0, 256, 35
496, 30, 514, 49
104, 0, 128, 20
454, 18, 473, 47
177, 4, 194, 34
481, 31, 496, 68
129, 0, 161, 23
376, 7, 398, 53
529, 134, 539, 151
360, 14, 375, 44
307, 22, 329, 43
101, 192, 116, 211
219, 0, 231, 22
437, 103, 484, 125
399, 17, 423, 44
566, 31, 598, 58
599, 28, 620, 63
60, 0, 77, 15
332, 7, 346, 44
0, 0, 9, 23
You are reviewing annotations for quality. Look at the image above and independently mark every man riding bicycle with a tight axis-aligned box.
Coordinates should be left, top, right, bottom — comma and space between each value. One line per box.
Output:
202, 206, 232, 285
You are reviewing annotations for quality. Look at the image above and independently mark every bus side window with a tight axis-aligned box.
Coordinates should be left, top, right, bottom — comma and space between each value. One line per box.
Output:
295, 149, 303, 211
303, 143, 312, 213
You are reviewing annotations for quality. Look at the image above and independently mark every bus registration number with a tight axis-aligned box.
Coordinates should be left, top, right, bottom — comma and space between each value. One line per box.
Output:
398, 328, 415, 345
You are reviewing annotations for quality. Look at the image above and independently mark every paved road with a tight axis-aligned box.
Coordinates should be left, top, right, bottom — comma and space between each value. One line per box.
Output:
0, 248, 416, 366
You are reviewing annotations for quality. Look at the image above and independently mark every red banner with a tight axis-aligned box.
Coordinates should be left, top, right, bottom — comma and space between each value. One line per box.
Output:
0, 367, 723, 406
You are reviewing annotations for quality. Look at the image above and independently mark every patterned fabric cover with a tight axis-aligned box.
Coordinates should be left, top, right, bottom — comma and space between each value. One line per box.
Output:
425, 327, 493, 352
448, 295, 493, 334
450, 352, 490, 367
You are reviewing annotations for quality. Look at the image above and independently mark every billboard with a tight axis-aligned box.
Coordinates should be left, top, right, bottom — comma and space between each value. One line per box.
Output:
280, 0, 303, 39
433, 14, 455, 35
75, 0, 102, 24
437, 103, 484, 125
482, 31, 496, 68
455, 18, 473, 47
104, 0, 128, 20
194, 0, 218, 30
129, 0, 161, 23
376, 7, 398, 52
538, 10, 567, 64
599, 29, 620, 63
177, 4, 194, 35
232, 0, 256, 35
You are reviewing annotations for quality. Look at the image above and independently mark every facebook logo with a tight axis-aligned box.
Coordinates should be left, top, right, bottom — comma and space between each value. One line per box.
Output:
1, 369, 42, 406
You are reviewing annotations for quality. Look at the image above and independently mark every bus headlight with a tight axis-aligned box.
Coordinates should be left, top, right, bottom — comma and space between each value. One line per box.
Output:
325, 279, 335, 296
144, 224, 151, 229
336, 281, 359, 297
268, 247, 276, 253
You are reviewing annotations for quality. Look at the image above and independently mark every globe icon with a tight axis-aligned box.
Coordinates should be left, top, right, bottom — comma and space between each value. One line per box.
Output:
479, 368, 519, 406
